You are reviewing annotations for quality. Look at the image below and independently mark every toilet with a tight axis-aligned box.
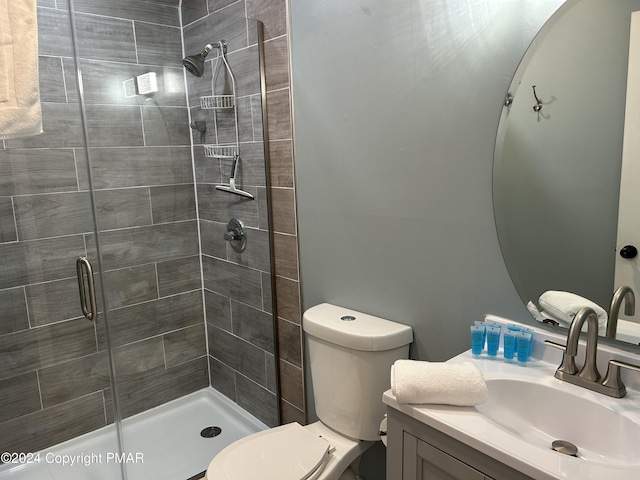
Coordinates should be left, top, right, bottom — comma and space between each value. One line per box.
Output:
204, 303, 413, 480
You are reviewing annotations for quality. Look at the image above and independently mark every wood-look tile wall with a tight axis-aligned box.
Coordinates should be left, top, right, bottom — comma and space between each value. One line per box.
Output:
183, 0, 306, 426
0, 0, 208, 455
183, 6, 279, 428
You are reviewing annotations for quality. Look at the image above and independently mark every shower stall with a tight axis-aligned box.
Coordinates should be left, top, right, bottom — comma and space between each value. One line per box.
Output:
0, 1, 279, 479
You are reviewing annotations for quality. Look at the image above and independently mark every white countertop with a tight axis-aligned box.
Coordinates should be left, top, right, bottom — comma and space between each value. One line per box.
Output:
383, 314, 640, 480
616, 319, 640, 345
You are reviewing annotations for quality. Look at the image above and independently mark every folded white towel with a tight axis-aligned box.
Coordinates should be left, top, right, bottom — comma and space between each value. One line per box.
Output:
0, 0, 43, 140
538, 291, 607, 333
391, 360, 488, 406
526, 301, 546, 321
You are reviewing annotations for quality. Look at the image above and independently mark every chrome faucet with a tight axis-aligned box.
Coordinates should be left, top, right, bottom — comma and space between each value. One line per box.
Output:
606, 286, 635, 339
546, 306, 640, 398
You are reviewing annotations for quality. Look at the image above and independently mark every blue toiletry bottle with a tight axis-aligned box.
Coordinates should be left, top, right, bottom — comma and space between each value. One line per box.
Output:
503, 331, 516, 362
474, 321, 487, 350
516, 332, 532, 363
486, 326, 501, 357
470, 325, 485, 357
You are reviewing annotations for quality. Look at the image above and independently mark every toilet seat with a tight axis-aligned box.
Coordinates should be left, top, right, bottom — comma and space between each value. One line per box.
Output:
206, 423, 332, 480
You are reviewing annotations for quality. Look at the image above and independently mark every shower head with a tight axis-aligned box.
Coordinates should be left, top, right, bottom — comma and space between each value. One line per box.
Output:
182, 44, 213, 77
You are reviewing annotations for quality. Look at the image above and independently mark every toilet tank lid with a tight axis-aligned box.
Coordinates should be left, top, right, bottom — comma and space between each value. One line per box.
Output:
302, 303, 413, 351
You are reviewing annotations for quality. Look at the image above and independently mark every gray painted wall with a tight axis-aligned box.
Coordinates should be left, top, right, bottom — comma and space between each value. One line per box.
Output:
289, 1, 566, 475
291, 0, 564, 363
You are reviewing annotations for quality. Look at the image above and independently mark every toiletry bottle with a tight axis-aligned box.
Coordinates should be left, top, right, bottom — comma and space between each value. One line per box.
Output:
516, 332, 532, 364
470, 325, 485, 357
503, 330, 516, 362
486, 326, 501, 358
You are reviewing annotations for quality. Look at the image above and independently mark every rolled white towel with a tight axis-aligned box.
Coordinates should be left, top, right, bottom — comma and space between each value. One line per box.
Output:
538, 290, 607, 331
390, 359, 488, 406
526, 301, 546, 321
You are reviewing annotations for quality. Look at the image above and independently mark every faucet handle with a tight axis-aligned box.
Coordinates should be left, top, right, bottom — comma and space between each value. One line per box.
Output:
601, 360, 640, 398
544, 340, 578, 375
544, 340, 566, 350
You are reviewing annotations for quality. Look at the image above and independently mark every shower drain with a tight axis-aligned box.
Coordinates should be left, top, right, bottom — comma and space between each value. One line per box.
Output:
201, 426, 222, 438
551, 440, 578, 457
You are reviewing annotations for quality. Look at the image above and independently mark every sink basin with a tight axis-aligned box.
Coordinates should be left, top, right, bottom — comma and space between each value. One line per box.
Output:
384, 318, 640, 479
475, 378, 640, 466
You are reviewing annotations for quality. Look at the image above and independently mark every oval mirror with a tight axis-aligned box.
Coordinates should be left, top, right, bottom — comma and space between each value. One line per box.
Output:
493, 0, 640, 346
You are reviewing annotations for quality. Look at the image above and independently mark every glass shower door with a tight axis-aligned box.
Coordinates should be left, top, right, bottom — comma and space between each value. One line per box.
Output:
68, 1, 208, 478
64, 1, 279, 478
0, 1, 124, 478
0, 179, 124, 480
2, 0, 279, 477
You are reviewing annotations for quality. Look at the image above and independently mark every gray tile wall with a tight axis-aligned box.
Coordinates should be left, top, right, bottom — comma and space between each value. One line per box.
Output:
184, 0, 305, 426
183, 9, 279, 427
0, 0, 207, 455
244, 0, 306, 426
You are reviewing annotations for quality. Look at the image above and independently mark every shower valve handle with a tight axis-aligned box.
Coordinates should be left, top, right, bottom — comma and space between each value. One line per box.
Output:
224, 229, 244, 241
224, 218, 245, 242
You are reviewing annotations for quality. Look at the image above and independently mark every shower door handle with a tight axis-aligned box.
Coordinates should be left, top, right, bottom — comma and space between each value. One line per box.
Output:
76, 257, 97, 322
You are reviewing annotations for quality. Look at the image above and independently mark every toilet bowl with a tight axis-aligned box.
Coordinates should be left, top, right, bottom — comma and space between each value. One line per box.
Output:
204, 303, 413, 480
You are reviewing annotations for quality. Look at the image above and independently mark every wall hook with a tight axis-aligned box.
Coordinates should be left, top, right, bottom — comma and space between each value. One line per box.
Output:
532, 85, 542, 112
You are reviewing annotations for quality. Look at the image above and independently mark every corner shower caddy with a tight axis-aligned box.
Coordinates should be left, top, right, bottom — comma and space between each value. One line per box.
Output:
201, 40, 254, 199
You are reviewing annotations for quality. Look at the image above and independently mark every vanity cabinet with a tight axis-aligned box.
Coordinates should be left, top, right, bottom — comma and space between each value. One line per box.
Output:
387, 407, 535, 480
402, 431, 488, 479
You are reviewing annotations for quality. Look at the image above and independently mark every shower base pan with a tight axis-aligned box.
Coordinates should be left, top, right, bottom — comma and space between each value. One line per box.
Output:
0, 387, 267, 480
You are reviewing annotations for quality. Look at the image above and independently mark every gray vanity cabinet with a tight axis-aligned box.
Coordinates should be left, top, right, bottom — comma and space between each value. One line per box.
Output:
386, 407, 535, 480
402, 431, 487, 479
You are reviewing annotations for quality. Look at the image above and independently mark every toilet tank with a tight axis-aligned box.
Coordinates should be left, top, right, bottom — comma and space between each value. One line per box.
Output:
303, 303, 413, 441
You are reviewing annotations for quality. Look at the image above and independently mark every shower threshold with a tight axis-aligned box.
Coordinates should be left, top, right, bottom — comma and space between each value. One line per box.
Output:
0, 387, 267, 480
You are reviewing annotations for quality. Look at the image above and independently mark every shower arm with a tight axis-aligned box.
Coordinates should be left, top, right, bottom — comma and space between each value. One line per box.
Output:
202, 40, 227, 56
213, 40, 227, 54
